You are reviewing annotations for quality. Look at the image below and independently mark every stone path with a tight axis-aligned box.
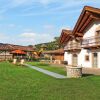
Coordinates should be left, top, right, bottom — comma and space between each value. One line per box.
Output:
25, 64, 66, 79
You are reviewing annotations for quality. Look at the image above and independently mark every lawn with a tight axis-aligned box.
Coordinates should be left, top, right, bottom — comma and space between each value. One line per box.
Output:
27, 62, 66, 75
0, 62, 100, 100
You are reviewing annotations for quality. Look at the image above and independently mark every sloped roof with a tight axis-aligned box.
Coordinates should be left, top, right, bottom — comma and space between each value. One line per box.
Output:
59, 29, 72, 44
73, 6, 100, 36
11, 50, 26, 54
0, 43, 34, 52
43, 48, 64, 54
60, 6, 100, 45
0, 43, 14, 51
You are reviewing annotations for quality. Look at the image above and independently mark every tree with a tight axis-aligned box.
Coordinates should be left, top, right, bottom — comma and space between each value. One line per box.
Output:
35, 36, 61, 51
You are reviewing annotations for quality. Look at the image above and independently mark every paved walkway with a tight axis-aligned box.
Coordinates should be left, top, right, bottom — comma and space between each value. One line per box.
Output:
25, 64, 66, 79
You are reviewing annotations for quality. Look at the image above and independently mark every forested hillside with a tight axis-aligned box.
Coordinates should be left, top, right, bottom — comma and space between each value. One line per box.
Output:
35, 37, 63, 51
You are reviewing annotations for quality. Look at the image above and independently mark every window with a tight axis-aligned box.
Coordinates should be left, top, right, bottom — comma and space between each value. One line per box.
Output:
96, 30, 100, 35
96, 26, 100, 35
73, 54, 77, 57
95, 30, 100, 44
85, 55, 89, 61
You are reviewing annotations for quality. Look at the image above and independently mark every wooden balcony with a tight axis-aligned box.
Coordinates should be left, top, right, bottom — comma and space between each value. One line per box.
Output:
81, 36, 100, 49
64, 41, 81, 51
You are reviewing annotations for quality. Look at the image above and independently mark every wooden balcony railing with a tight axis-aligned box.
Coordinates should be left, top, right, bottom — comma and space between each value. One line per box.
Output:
64, 42, 81, 51
81, 36, 100, 48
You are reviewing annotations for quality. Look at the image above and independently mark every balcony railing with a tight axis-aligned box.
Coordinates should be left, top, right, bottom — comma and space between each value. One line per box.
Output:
64, 42, 81, 51
81, 36, 100, 48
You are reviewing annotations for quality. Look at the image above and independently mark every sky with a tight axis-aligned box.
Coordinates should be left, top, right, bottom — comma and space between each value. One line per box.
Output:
0, 0, 100, 46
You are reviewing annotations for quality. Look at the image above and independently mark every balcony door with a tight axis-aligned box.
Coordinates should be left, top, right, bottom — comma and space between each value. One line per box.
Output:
72, 54, 78, 66
93, 53, 98, 68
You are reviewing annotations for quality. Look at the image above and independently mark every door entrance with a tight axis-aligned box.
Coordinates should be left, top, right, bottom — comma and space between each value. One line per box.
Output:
93, 53, 98, 68
72, 54, 78, 66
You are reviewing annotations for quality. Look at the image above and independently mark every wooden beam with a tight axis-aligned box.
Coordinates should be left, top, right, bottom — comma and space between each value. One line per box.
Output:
60, 32, 65, 44
60, 30, 66, 44
72, 7, 86, 35
85, 6, 100, 15
61, 33, 68, 44
77, 12, 90, 32
75, 32, 84, 37
79, 15, 93, 33
61, 34, 65, 43
92, 14, 100, 20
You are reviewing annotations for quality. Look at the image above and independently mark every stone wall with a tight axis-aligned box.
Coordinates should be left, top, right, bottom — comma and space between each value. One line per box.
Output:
66, 66, 82, 78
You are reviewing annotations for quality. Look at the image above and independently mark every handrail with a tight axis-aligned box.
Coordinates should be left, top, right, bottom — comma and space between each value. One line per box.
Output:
64, 42, 81, 50
82, 36, 100, 45
65, 36, 100, 50
82, 35, 100, 40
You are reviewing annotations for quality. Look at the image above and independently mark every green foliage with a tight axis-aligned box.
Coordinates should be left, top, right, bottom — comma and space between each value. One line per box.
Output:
36, 63, 50, 67
35, 37, 61, 51
8, 59, 13, 63
32, 58, 39, 61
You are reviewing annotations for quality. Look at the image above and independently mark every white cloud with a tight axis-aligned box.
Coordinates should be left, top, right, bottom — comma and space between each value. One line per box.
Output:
20, 32, 36, 38
43, 25, 54, 30
0, 0, 99, 16
0, 31, 55, 45
60, 26, 71, 30
10, 0, 34, 7
0, 0, 99, 45
9, 0, 55, 7
18, 0, 85, 16
23, 28, 33, 32
0, 16, 4, 20
19, 32, 54, 45
0, 33, 9, 39
0, 23, 19, 30
8, 24, 16, 28
36, 0, 57, 5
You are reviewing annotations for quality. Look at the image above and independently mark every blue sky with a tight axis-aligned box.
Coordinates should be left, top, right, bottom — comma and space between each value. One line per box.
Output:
0, 0, 100, 45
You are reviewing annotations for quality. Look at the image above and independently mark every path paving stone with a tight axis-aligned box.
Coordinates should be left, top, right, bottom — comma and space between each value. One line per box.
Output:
25, 64, 66, 79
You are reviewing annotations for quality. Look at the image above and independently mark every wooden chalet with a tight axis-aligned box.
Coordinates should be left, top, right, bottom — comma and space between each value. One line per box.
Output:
0, 43, 34, 61
43, 48, 64, 64
60, 6, 100, 68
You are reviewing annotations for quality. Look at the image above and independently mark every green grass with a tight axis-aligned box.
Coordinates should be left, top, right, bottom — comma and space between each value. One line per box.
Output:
0, 62, 100, 100
27, 62, 66, 75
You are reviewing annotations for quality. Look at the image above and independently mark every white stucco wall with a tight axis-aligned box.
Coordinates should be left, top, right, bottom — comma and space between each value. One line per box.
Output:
83, 20, 100, 38
78, 49, 93, 68
64, 52, 68, 61
64, 52, 72, 65
78, 20, 100, 68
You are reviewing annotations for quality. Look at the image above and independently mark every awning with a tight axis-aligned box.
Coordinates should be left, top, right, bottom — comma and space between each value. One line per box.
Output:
11, 50, 26, 55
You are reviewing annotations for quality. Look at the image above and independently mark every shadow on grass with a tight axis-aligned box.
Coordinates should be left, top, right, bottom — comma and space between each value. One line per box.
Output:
37, 63, 50, 66
82, 74, 94, 77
